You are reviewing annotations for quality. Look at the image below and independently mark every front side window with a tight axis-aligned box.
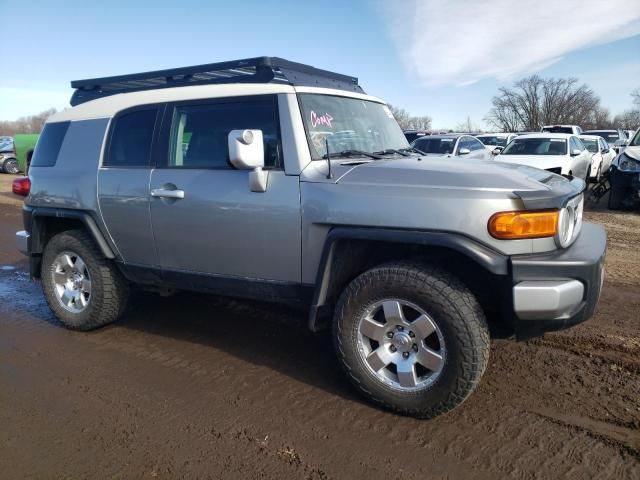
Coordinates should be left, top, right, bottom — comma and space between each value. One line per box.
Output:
468, 137, 484, 151
298, 94, 409, 159
501, 137, 567, 155
106, 109, 157, 167
168, 98, 279, 168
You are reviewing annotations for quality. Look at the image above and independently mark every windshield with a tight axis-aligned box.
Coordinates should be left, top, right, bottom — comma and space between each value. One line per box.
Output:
412, 137, 456, 154
476, 135, 508, 147
501, 138, 567, 155
631, 131, 640, 146
542, 126, 573, 134
0, 137, 13, 152
580, 138, 598, 153
584, 131, 620, 143
298, 94, 409, 159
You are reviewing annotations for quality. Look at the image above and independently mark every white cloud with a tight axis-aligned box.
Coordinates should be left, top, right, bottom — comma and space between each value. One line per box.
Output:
384, 0, 640, 86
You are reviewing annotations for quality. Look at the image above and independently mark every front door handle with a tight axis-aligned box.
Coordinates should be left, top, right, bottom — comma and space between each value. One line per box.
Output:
151, 188, 185, 199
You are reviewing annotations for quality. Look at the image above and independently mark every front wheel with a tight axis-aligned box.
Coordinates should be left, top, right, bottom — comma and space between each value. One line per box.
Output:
42, 230, 129, 330
333, 262, 490, 418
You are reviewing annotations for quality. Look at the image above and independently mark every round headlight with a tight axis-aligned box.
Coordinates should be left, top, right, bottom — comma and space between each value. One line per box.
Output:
556, 206, 575, 248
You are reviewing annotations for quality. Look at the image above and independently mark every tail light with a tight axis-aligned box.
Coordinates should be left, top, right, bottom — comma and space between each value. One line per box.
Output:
12, 176, 31, 197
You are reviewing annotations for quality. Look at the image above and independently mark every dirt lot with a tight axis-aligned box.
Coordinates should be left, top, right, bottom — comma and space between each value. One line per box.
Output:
0, 174, 638, 479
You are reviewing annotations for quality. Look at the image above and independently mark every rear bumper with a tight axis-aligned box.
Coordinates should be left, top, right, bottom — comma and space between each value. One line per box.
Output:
510, 222, 606, 340
16, 230, 30, 256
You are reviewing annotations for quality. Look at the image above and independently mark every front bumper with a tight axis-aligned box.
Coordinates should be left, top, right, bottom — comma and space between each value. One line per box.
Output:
510, 222, 606, 340
610, 166, 640, 207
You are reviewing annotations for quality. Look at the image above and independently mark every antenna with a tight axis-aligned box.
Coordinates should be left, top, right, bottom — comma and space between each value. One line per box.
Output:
325, 138, 333, 180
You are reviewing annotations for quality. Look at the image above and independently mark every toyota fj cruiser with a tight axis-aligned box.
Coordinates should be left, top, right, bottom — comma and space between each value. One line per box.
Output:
15, 57, 606, 418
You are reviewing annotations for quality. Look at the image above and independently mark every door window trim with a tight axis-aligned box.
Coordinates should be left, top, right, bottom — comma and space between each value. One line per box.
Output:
155, 94, 283, 170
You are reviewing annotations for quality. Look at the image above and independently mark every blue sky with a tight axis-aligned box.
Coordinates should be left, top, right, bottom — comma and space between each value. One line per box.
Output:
1, 0, 639, 128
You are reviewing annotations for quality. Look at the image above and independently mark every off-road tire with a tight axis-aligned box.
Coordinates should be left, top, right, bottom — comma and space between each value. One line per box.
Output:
333, 262, 490, 419
1, 158, 19, 174
42, 229, 129, 330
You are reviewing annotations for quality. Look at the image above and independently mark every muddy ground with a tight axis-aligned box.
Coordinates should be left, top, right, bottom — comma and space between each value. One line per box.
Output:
0, 174, 638, 479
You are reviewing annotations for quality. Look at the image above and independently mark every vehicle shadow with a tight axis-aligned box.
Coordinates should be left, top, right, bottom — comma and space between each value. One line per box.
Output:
118, 289, 360, 402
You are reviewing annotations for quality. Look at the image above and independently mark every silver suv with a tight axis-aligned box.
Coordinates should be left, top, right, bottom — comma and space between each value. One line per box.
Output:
15, 57, 606, 419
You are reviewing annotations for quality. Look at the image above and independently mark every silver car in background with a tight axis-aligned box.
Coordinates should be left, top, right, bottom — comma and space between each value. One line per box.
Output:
411, 134, 492, 160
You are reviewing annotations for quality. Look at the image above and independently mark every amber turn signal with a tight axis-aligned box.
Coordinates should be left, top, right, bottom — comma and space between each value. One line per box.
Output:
488, 210, 559, 240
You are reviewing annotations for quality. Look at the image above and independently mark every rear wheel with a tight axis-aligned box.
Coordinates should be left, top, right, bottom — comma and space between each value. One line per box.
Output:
333, 262, 490, 418
1, 158, 19, 174
42, 230, 129, 330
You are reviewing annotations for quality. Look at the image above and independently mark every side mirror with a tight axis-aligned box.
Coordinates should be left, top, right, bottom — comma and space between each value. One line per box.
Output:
458, 148, 471, 156
602, 148, 609, 154
228, 129, 268, 192
492, 147, 503, 155
570, 149, 582, 156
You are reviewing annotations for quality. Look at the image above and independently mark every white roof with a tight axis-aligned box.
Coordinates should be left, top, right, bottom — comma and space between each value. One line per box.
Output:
49, 84, 386, 122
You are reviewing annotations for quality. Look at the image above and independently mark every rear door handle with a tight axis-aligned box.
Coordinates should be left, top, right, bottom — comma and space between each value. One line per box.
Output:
151, 188, 185, 199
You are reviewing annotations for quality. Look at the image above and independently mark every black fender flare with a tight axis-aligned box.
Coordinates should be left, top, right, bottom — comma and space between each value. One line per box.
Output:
25, 206, 116, 259
307, 227, 509, 332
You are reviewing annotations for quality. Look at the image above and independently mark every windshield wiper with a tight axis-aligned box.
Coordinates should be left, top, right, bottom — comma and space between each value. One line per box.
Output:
322, 149, 382, 160
372, 148, 410, 157
399, 147, 426, 155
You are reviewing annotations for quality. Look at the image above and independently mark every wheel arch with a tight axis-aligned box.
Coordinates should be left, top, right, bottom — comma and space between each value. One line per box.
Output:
25, 207, 116, 278
308, 227, 512, 334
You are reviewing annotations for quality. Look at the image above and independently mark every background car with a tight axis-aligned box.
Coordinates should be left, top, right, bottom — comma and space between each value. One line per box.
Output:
541, 125, 583, 135
411, 134, 491, 160
579, 135, 615, 182
608, 129, 640, 210
495, 133, 591, 181
0, 137, 20, 174
474, 133, 518, 153
582, 129, 628, 153
403, 129, 430, 143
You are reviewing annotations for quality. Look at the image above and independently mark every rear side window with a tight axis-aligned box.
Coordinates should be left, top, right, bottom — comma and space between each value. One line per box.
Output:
105, 109, 158, 167
31, 122, 70, 167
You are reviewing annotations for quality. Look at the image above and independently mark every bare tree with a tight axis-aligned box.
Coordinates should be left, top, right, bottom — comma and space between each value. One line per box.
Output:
485, 75, 601, 131
454, 116, 479, 133
612, 87, 640, 130
0, 109, 57, 136
387, 104, 432, 131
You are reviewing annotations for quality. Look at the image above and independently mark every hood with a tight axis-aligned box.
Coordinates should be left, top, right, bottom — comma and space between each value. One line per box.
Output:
329, 156, 564, 192
494, 154, 567, 171
621, 145, 640, 161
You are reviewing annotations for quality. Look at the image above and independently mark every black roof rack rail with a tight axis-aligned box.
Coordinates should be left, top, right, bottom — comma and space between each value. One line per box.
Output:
70, 56, 364, 106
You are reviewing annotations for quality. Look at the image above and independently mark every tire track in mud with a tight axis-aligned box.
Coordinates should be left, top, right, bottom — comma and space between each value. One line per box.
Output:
2, 267, 639, 479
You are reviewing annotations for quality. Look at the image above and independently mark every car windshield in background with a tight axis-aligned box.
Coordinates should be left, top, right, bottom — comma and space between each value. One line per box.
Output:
0, 138, 13, 152
297, 94, 409, 159
631, 131, 640, 146
542, 127, 573, 134
580, 138, 598, 153
585, 131, 620, 143
413, 137, 456, 154
501, 138, 567, 155
476, 135, 508, 147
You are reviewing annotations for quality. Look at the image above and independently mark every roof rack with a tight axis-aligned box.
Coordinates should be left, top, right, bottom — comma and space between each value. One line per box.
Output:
70, 56, 364, 106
